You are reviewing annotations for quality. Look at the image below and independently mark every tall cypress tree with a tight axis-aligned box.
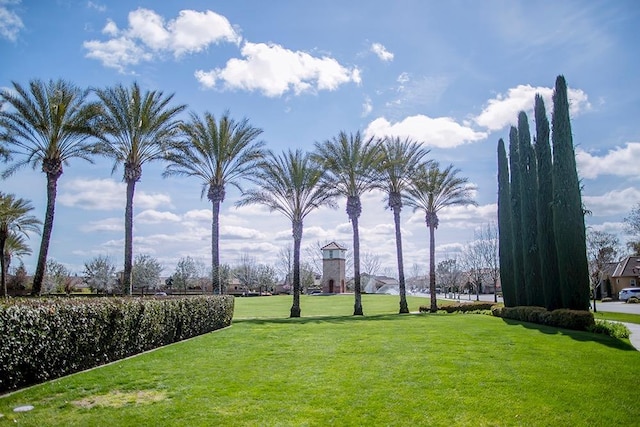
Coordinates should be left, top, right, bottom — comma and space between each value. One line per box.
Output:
534, 94, 562, 310
508, 126, 526, 306
497, 138, 516, 307
517, 111, 543, 306
551, 75, 590, 310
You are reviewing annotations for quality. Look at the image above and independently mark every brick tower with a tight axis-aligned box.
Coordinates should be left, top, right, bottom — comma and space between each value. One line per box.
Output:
321, 242, 347, 293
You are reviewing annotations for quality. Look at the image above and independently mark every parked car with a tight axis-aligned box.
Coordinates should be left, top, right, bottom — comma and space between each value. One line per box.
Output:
618, 287, 640, 302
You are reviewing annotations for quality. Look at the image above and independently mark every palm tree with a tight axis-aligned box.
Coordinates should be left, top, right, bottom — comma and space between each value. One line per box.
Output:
0, 192, 41, 297
237, 149, 338, 317
313, 131, 382, 315
3, 233, 32, 273
95, 82, 186, 295
406, 162, 477, 312
0, 79, 100, 295
163, 111, 265, 294
376, 136, 430, 314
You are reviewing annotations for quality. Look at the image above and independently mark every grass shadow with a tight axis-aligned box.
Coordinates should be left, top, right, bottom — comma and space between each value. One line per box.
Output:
233, 312, 417, 326
500, 318, 636, 351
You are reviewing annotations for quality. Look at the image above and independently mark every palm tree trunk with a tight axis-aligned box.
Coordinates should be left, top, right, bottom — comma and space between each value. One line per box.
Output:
0, 236, 6, 298
393, 205, 409, 314
290, 220, 302, 318
429, 224, 437, 312
123, 179, 135, 295
211, 198, 221, 294
31, 173, 58, 295
352, 215, 363, 316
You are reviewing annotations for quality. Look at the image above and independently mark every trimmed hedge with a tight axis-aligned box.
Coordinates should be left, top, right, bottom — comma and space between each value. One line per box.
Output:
419, 302, 497, 313
491, 305, 594, 331
0, 295, 234, 393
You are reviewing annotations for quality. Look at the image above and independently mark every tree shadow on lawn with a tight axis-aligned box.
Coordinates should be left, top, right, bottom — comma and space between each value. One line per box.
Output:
499, 318, 636, 352
233, 312, 416, 326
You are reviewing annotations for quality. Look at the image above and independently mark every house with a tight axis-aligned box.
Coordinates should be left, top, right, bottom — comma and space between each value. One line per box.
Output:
359, 273, 399, 294
610, 256, 640, 298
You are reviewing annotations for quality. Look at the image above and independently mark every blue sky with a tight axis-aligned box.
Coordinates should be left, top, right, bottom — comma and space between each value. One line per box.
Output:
2, 0, 640, 278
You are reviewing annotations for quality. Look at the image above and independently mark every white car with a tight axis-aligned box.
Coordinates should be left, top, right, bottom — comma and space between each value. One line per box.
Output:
618, 287, 640, 302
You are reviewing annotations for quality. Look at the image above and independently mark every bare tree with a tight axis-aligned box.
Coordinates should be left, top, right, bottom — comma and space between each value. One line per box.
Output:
436, 258, 463, 299
586, 229, 621, 311
173, 256, 198, 294
361, 251, 382, 276
477, 222, 499, 302
461, 241, 484, 301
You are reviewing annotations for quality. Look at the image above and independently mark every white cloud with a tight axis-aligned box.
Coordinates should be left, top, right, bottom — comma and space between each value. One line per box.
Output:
59, 178, 172, 210
397, 72, 410, 84
135, 209, 181, 224
370, 42, 394, 61
220, 225, 266, 240
87, 1, 106, 12
361, 97, 373, 117
0, 0, 24, 41
583, 188, 640, 217
195, 41, 361, 97
364, 115, 487, 148
80, 217, 122, 232
474, 84, 591, 131
83, 8, 240, 72
576, 142, 640, 179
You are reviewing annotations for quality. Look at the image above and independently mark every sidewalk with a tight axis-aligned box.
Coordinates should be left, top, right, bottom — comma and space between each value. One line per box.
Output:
620, 322, 640, 351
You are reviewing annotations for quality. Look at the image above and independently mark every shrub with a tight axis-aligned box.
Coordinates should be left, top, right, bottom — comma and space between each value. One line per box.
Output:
601, 297, 613, 302
492, 306, 594, 331
588, 320, 630, 339
627, 297, 639, 304
0, 296, 234, 393
418, 302, 496, 313
438, 302, 496, 313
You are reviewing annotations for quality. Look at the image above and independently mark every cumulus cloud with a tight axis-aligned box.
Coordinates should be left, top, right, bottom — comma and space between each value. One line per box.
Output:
195, 41, 361, 97
59, 178, 172, 210
84, 8, 240, 72
576, 142, 640, 179
474, 84, 591, 131
364, 115, 487, 148
583, 187, 640, 217
135, 209, 182, 224
0, 0, 24, 41
220, 225, 266, 240
370, 42, 393, 61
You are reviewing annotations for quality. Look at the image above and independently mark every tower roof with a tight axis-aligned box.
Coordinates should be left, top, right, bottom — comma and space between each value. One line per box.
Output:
321, 241, 347, 251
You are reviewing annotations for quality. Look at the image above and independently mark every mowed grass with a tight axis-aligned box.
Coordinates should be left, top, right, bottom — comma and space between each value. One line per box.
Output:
1, 295, 639, 426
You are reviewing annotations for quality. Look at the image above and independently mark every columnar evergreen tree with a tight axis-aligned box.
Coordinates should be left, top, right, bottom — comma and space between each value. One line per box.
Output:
534, 94, 562, 310
551, 75, 590, 310
517, 112, 543, 306
508, 127, 526, 306
497, 139, 516, 307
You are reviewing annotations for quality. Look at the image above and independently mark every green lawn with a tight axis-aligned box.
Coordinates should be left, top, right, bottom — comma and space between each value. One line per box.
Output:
594, 310, 640, 325
1, 295, 638, 426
